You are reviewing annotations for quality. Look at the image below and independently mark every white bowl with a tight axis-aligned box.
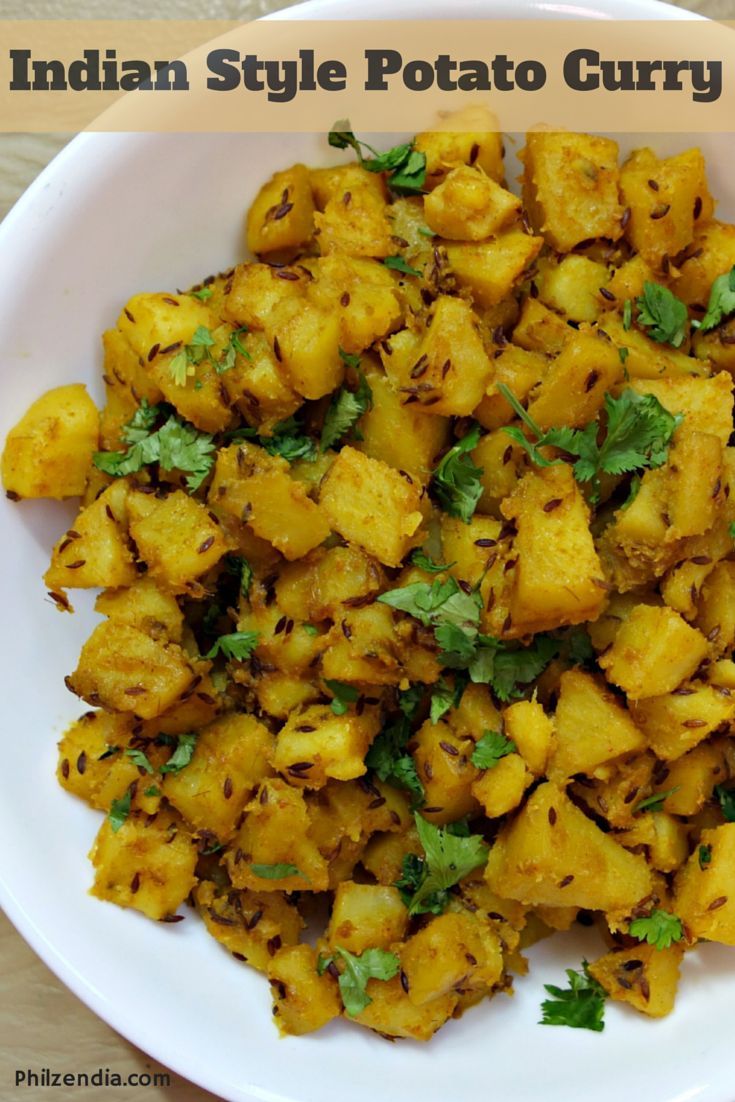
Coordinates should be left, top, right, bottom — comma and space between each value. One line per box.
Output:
1, 1, 732, 1101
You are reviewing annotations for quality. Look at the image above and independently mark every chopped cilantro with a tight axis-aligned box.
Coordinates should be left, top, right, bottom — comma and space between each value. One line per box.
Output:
108, 791, 132, 833
324, 678, 359, 715
321, 363, 373, 451
629, 909, 684, 951
396, 814, 489, 916
302, 623, 320, 637
144, 785, 161, 798
125, 748, 154, 774
471, 730, 516, 770
636, 786, 680, 814
635, 282, 688, 347
622, 298, 633, 331
223, 554, 253, 597
317, 946, 399, 1017
410, 549, 455, 574
429, 673, 468, 723
366, 686, 425, 806
567, 628, 595, 667
692, 265, 735, 333
160, 733, 197, 775
499, 384, 681, 503
715, 784, 735, 821
699, 843, 713, 869
431, 423, 484, 523
327, 122, 426, 194
217, 326, 251, 374
384, 255, 422, 278
205, 631, 259, 662
540, 962, 606, 1032
250, 862, 301, 879
93, 401, 216, 492
730, 522, 735, 540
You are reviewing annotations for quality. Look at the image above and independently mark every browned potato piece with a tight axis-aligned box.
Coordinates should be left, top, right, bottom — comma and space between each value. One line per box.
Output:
526, 328, 623, 430
3, 384, 99, 500
246, 164, 315, 255
588, 943, 684, 1018
547, 670, 646, 783
45, 481, 137, 593
414, 106, 504, 189
274, 704, 380, 788
326, 882, 408, 953
89, 805, 197, 921
94, 576, 184, 642
424, 166, 520, 240
196, 881, 303, 972
445, 232, 543, 310
599, 605, 709, 699
400, 912, 503, 1005
675, 824, 735, 943
67, 620, 195, 719
128, 489, 229, 593
268, 945, 342, 1035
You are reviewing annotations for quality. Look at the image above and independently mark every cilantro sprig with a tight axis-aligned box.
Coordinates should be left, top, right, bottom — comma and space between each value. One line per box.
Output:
251, 862, 302, 880
317, 946, 400, 1017
471, 730, 516, 770
540, 962, 607, 1032
431, 423, 484, 524
693, 265, 735, 333
395, 814, 489, 916
365, 685, 425, 806
410, 549, 455, 574
324, 678, 360, 715
635, 282, 689, 347
93, 400, 216, 492
499, 384, 681, 503
328, 122, 426, 194
227, 416, 317, 464
321, 354, 373, 451
384, 255, 422, 278
636, 786, 680, 814
160, 732, 197, 775
629, 909, 684, 951
108, 790, 132, 833
205, 631, 259, 662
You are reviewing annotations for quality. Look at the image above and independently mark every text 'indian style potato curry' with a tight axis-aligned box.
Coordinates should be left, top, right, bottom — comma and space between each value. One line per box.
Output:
5, 107, 735, 1038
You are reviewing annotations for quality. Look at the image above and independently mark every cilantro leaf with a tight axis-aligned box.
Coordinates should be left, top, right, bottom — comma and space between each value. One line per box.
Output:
396, 814, 489, 916
321, 366, 373, 451
217, 326, 251, 373
125, 748, 154, 774
699, 843, 713, 869
327, 121, 426, 195
205, 631, 259, 662
378, 576, 471, 628
629, 909, 684, 951
366, 694, 425, 807
160, 732, 197, 775
567, 628, 595, 667
623, 299, 633, 331
93, 405, 215, 493
636, 786, 680, 814
108, 791, 132, 833
384, 255, 422, 278
471, 730, 516, 770
692, 265, 735, 333
319, 946, 399, 1017
324, 678, 359, 715
490, 635, 558, 702
260, 416, 317, 463
635, 282, 688, 347
250, 862, 301, 879
410, 549, 455, 574
223, 554, 253, 597
715, 784, 735, 821
540, 962, 606, 1032
429, 673, 468, 723
431, 424, 484, 523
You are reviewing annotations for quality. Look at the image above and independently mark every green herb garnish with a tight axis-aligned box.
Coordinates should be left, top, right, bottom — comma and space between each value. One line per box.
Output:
629, 909, 684, 951
395, 813, 489, 916
317, 946, 400, 1017
431, 423, 484, 524
540, 962, 606, 1032
471, 730, 516, 770
635, 282, 688, 347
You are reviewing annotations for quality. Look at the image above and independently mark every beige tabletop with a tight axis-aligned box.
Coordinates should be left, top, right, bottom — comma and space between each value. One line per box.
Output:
0, 0, 731, 1098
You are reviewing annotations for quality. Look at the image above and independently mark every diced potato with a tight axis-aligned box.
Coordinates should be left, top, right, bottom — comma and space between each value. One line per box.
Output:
588, 943, 684, 1018
424, 166, 520, 240
353, 976, 457, 1041
471, 431, 525, 517
128, 489, 229, 593
628, 374, 734, 447
527, 328, 623, 429
94, 576, 184, 642
2, 384, 99, 500
521, 129, 623, 251
361, 828, 422, 886
570, 752, 657, 829
607, 255, 656, 303
308, 256, 402, 354
503, 699, 555, 776
220, 330, 301, 435
630, 683, 735, 761
400, 912, 503, 1005
314, 183, 393, 259
274, 704, 380, 788
266, 293, 344, 400
598, 310, 706, 380
356, 364, 450, 484
320, 447, 425, 568
697, 561, 735, 655
501, 465, 607, 637
471, 753, 531, 818
445, 232, 543, 309
415, 107, 504, 189
653, 738, 727, 817
275, 544, 385, 622
485, 782, 653, 915
89, 805, 197, 921
474, 346, 548, 431
326, 882, 408, 953
163, 714, 274, 841
675, 220, 735, 307
45, 481, 137, 593
67, 620, 195, 719
614, 812, 689, 874
310, 163, 387, 209
225, 778, 329, 892
209, 442, 330, 562
676, 824, 735, 943
512, 297, 571, 356
661, 558, 714, 621
538, 255, 610, 323
547, 670, 645, 783
196, 881, 303, 972
441, 514, 503, 586
599, 605, 709, 699
268, 945, 341, 1035
666, 430, 724, 540
246, 164, 315, 255
620, 146, 712, 270
57, 711, 159, 811
412, 717, 480, 825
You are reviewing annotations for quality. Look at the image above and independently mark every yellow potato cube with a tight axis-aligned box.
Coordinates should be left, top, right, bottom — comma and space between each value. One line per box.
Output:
599, 605, 709, 699
326, 882, 408, 953
400, 912, 503, 1006
675, 824, 735, 944
128, 489, 229, 593
246, 164, 315, 255
471, 753, 531, 818
268, 945, 341, 1036
526, 328, 623, 430
588, 943, 684, 1018
547, 670, 645, 783
503, 699, 555, 776
274, 704, 380, 788
3, 384, 98, 500
424, 166, 520, 240
45, 481, 137, 593
445, 232, 543, 309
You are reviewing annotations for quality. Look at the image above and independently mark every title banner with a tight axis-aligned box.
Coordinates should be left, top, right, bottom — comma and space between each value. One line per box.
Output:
2, 19, 735, 132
